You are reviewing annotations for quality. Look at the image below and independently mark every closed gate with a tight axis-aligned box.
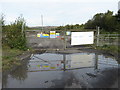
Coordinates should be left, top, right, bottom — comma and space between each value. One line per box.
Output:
26, 30, 96, 50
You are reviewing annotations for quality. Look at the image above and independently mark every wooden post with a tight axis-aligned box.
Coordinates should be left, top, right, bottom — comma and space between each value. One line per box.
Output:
64, 30, 66, 50
97, 27, 100, 46
94, 53, 98, 70
63, 54, 66, 71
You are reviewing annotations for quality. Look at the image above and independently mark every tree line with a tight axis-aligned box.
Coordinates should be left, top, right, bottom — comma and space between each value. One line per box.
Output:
1, 10, 120, 50
55, 10, 120, 33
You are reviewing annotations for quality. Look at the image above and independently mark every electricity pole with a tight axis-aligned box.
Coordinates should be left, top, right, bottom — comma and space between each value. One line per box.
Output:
22, 22, 24, 33
41, 15, 43, 32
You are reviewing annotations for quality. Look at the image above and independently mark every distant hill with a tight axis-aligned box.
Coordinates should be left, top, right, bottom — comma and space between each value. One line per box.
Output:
27, 26, 58, 30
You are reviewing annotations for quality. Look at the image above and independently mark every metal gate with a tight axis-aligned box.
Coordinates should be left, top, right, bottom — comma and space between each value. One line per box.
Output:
26, 30, 96, 50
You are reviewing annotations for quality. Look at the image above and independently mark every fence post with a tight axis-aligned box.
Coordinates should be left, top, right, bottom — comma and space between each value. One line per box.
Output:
96, 27, 100, 46
94, 53, 98, 70
63, 54, 66, 71
64, 30, 66, 50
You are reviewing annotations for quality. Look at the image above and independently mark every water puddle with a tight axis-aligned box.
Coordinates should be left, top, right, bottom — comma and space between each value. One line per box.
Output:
3, 52, 119, 88
28, 53, 118, 72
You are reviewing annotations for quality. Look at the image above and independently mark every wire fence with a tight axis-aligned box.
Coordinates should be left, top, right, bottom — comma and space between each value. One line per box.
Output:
96, 34, 120, 46
26, 30, 95, 50
26, 30, 120, 50
25, 30, 119, 72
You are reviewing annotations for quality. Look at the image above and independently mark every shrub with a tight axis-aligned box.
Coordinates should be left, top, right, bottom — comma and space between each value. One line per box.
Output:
2, 15, 27, 50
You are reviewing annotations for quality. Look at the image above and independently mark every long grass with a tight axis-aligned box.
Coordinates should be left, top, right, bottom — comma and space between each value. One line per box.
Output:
2, 46, 24, 71
96, 45, 119, 55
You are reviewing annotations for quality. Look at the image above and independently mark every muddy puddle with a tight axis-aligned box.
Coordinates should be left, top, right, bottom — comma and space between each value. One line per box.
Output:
3, 52, 119, 88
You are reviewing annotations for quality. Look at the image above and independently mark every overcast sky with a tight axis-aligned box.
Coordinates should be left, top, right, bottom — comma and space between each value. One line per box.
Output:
0, 0, 119, 26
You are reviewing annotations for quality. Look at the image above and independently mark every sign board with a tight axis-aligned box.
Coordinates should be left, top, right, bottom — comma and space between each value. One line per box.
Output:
43, 34, 49, 38
50, 31, 56, 38
56, 33, 60, 38
71, 31, 94, 45
37, 33, 41, 37
37, 33, 49, 38
66, 31, 71, 35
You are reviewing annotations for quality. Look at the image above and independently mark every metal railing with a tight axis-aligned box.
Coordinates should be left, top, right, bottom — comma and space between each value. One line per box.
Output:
97, 34, 120, 46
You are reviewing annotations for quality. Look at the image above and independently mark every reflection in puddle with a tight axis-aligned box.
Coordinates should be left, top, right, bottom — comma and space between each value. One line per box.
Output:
28, 53, 95, 71
27, 53, 118, 72
3, 52, 119, 88
70, 54, 94, 68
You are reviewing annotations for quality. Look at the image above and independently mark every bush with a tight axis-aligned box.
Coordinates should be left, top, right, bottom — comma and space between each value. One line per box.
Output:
2, 15, 27, 50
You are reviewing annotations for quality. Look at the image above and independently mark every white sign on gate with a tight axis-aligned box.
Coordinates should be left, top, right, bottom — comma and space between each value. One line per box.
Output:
71, 31, 94, 45
50, 31, 56, 38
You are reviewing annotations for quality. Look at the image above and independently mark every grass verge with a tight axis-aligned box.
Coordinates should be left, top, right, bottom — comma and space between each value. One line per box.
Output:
2, 46, 24, 71
96, 45, 119, 55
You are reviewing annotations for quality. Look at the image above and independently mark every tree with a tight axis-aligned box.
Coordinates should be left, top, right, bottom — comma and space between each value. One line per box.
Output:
2, 15, 27, 50
84, 10, 120, 32
65, 24, 71, 29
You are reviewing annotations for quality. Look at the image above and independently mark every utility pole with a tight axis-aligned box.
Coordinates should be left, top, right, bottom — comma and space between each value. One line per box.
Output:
22, 22, 24, 34
41, 15, 43, 32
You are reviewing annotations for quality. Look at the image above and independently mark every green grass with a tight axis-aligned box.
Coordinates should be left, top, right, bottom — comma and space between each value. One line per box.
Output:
96, 45, 120, 64
2, 46, 24, 71
96, 45, 119, 55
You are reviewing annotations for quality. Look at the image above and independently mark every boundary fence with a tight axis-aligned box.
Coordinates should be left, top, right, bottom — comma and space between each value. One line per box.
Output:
96, 34, 120, 46
26, 30, 120, 50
